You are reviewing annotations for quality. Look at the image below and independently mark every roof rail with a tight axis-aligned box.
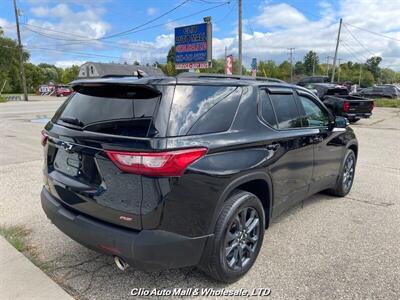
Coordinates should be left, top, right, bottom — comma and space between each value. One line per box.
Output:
177, 72, 285, 83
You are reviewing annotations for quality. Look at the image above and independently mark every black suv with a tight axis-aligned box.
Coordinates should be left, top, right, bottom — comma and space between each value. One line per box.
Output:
41, 73, 358, 282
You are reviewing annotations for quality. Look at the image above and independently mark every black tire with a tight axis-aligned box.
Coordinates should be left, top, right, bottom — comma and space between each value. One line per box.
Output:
349, 119, 359, 124
200, 190, 265, 283
329, 149, 356, 197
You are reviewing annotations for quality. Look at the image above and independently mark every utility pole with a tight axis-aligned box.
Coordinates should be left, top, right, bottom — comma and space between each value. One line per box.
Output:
337, 58, 342, 82
326, 56, 330, 76
331, 18, 342, 83
312, 56, 316, 76
238, 0, 242, 75
224, 45, 227, 73
358, 64, 362, 86
288, 48, 295, 83
13, 0, 28, 101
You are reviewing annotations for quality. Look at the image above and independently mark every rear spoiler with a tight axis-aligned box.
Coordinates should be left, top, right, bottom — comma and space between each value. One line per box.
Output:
69, 79, 166, 99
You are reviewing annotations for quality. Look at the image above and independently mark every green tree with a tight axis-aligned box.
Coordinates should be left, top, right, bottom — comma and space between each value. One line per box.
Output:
167, 46, 176, 63
380, 68, 396, 84
277, 60, 291, 81
25, 63, 45, 92
257, 60, 277, 78
360, 69, 374, 87
365, 56, 382, 81
303, 51, 319, 75
294, 61, 305, 75
0, 28, 29, 93
61, 65, 80, 83
37, 63, 61, 83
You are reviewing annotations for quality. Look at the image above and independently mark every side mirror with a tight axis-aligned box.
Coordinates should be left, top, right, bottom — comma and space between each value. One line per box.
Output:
334, 116, 349, 128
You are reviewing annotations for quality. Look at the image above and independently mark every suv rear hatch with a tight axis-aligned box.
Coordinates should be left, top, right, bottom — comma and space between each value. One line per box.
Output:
43, 80, 241, 231
43, 82, 171, 230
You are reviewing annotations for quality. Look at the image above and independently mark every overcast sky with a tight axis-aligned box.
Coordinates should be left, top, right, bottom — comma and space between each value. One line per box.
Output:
1, 0, 399, 69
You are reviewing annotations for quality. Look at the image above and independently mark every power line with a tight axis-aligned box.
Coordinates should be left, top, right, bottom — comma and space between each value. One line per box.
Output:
0, 44, 132, 62
214, 0, 235, 23
339, 43, 361, 62
22, 26, 155, 52
344, 22, 400, 42
343, 24, 376, 57
21, 1, 230, 48
340, 39, 370, 62
20, 1, 190, 44
99, 0, 190, 40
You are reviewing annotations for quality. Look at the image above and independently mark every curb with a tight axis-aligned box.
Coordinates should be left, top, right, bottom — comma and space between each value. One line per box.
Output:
0, 236, 73, 300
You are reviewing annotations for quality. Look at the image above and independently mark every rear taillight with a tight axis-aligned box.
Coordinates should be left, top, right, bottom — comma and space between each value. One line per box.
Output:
41, 131, 48, 146
369, 101, 375, 111
342, 101, 350, 112
106, 148, 208, 177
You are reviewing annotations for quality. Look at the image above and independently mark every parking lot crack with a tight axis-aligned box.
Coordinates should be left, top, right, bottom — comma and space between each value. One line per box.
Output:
345, 196, 395, 207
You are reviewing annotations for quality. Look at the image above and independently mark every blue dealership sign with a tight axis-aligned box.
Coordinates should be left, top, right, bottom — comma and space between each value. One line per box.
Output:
175, 22, 212, 69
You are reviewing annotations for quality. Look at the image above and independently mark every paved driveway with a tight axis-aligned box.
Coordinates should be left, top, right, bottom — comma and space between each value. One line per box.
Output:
0, 100, 399, 299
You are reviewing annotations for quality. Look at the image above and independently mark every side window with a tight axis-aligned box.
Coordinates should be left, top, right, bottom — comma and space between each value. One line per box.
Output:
168, 85, 239, 136
269, 93, 302, 129
259, 90, 277, 128
298, 96, 330, 127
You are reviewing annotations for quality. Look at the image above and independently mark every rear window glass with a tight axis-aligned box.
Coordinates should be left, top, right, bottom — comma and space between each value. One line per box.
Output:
167, 85, 239, 136
53, 85, 160, 137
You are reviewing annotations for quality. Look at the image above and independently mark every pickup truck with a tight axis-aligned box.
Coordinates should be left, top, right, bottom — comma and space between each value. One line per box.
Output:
304, 83, 374, 123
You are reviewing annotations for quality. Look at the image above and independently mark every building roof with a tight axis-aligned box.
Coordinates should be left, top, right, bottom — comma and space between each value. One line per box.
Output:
79, 62, 164, 78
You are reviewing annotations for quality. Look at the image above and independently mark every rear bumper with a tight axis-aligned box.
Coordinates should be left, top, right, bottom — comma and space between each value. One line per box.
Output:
41, 187, 211, 271
344, 112, 372, 119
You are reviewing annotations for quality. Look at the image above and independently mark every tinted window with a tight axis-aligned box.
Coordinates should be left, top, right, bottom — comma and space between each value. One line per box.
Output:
259, 90, 277, 128
54, 85, 160, 137
168, 85, 238, 136
269, 93, 302, 129
299, 96, 329, 127
188, 87, 242, 135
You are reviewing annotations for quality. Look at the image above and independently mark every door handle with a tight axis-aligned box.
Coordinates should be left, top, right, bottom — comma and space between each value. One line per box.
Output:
311, 135, 324, 144
266, 143, 280, 151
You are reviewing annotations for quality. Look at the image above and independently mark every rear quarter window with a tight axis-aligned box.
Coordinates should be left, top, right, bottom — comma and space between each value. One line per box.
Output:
167, 85, 241, 136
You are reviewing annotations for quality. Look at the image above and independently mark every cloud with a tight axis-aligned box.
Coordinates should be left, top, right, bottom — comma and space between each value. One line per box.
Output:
165, 20, 180, 31
31, 3, 72, 18
255, 3, 308, 28
27, 3, 111, 40
120, 34, 174, 64
147, 7, 158, 16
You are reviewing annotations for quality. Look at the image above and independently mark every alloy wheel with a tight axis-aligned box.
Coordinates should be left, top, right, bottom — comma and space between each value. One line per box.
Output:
343, 155, 355, 192
224, 207, 260, 270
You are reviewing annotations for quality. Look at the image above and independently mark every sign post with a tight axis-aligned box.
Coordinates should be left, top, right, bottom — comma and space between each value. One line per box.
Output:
175, 22, 212, 70
225, 55, 233, 75
251, 58, 257, 77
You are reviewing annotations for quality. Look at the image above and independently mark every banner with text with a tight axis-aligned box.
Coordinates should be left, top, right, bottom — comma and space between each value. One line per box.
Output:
175, 22, 212, 70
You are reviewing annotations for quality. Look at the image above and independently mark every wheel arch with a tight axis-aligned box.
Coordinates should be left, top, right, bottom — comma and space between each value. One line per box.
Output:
215, 172, 273, 230
347, 142, 358, 158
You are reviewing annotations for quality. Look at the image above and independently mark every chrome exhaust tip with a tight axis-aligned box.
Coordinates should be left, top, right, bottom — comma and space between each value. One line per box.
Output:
114, 256, 129, 271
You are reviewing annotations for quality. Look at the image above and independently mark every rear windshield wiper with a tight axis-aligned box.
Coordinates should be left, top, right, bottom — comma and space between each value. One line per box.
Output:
59, 116, 83, 127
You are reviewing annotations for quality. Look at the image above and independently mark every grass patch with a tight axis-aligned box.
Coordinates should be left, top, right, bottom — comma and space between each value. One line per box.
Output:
373, 98, 400, 108
0, 224, 49, 270
0, 224, 31, 251
0, 95, 6, 103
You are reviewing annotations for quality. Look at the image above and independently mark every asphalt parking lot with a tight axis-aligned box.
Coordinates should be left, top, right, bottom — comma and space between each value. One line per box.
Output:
0, 98, 399, 299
